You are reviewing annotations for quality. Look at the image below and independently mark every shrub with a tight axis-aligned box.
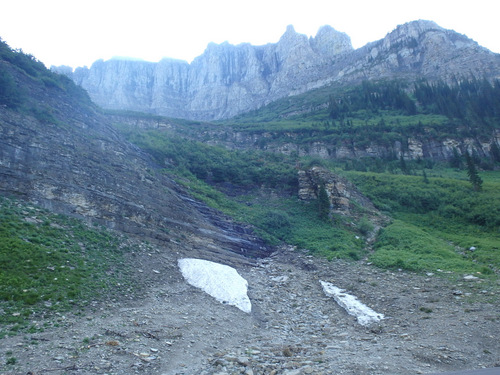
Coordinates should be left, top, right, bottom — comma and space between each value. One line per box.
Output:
0, 66, 23, 108
255, 210, 292, 241
358, 216, 374, 235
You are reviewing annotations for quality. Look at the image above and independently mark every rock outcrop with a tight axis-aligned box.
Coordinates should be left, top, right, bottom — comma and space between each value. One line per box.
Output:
297, 166, 388, 240
298, 166, 377, 216
55, 20, 500, 121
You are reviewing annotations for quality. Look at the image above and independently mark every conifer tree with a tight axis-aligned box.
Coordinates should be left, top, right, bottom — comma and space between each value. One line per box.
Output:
399, 155, 409, 175
490, 141, 500, 163
465, 150, 482, 191
318, 183, 330, 221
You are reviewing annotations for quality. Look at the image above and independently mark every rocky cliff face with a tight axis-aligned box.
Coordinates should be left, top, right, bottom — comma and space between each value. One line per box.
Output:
0, 56, 269, 260
55, 20, 500, 121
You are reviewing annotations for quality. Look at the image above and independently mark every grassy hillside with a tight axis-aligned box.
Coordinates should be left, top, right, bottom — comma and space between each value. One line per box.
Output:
0, 38, 92, 120
0, 196, 138, 337
1, 37, 498, 334
343, 170, 499, 274
113, 77, 499, 282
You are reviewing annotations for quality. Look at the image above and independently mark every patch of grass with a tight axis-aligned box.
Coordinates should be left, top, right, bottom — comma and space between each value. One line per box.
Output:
237, 196, 365, 261
0, 196, 135, 333
5, 357, 17, 365
113, 115, 499, 282
369, 219, 478, 273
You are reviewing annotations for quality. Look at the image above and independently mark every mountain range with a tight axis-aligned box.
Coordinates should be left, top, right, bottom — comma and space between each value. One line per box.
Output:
55, 20, 500, 121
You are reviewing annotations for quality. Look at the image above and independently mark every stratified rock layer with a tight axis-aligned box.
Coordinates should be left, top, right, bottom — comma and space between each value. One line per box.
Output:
0, 55, 270, 261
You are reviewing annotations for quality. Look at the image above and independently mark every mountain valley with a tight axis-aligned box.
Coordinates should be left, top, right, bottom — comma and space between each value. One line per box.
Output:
1, 20, 500, 375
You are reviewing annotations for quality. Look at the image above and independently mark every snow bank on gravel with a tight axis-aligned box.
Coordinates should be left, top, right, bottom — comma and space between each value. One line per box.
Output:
320, 280, 384, 326
178, 258, 251, 313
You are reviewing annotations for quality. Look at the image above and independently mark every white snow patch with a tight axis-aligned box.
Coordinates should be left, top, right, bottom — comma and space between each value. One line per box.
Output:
320, 280, 384, 326
178, 258, 251, 313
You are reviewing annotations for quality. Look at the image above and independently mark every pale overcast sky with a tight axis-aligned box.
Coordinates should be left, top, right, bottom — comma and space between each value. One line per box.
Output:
1, 0, 498, 69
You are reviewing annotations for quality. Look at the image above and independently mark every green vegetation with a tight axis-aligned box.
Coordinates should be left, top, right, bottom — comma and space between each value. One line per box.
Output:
345, 171, 499, 229
317, 183, 330, 221
465, 150, 483, 191
0, 196, 135, 336
344, 170, 499, 275
0, 38, 92, 114
115, 124, 298, 190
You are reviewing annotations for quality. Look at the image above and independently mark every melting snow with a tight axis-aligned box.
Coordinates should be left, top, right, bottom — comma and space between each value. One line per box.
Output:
320, 280, 384, 326
178, 258, 251, 313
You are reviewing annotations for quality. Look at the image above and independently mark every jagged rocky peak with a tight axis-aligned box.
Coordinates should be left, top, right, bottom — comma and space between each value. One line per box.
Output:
378, 19, 444, 51
273, 25, 311, 61
280, 25, 305, 42
310, 25, 353, 56
275, 24, 352, 59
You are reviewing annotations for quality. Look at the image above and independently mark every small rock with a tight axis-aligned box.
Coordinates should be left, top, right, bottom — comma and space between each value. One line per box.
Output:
237, 356, 250, 365
463, 275, 479, 281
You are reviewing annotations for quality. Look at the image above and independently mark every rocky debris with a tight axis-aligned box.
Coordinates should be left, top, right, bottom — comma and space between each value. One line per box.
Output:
1, 244, 498, 375
55, 20, 500, 121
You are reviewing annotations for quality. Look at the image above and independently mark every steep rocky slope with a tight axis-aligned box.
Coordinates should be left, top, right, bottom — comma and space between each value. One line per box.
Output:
0, 49, 269, 261
56, 20, 500, 120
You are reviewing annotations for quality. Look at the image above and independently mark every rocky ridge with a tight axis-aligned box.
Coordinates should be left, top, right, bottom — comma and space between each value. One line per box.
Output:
298, 166, 377, 215
55, 20, 500, 121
